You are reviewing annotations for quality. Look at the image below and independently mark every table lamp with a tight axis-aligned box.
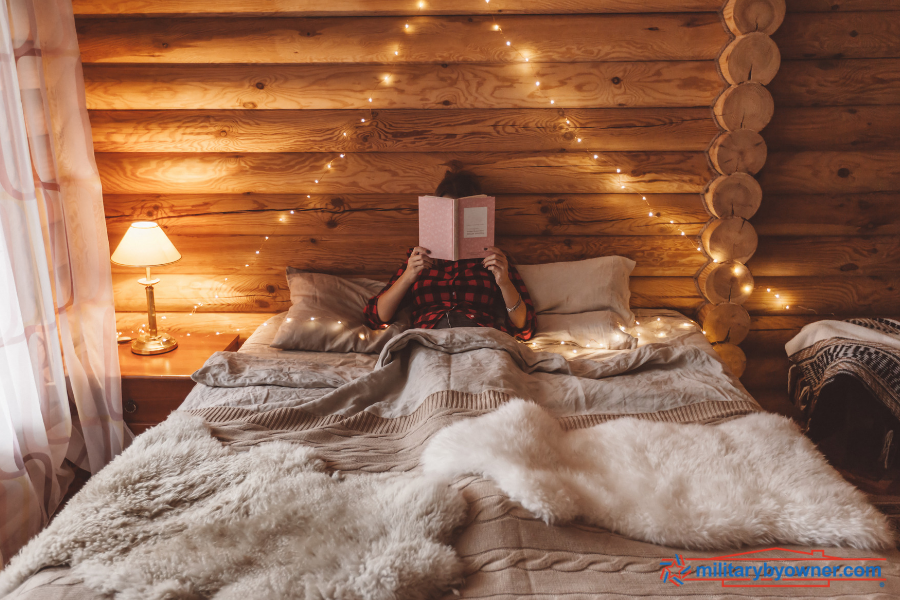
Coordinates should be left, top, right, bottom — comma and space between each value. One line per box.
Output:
110, 221, 182, 355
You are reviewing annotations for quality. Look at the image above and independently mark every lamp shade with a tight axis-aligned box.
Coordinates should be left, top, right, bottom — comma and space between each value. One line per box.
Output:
110, 221, 182, 267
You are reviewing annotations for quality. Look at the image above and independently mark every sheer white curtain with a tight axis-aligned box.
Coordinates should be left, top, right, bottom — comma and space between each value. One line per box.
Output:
0, 0, 125, 564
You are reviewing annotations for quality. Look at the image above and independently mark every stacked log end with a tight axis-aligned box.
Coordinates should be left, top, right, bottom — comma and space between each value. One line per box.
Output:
698, 0, 784, 379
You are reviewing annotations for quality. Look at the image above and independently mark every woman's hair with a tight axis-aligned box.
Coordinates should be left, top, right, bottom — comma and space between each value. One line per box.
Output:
435, 170, 482, 198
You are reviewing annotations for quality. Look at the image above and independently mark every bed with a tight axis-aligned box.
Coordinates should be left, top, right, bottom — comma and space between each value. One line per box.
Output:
3, 273, 900, 598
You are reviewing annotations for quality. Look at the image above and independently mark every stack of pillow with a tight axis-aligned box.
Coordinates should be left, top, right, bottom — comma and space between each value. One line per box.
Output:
270, 256, 637, 354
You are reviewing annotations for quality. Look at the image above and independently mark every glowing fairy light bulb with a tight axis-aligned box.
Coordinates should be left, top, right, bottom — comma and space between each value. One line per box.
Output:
697, 247, 701, 251
621, 185, 625, 189
616, 168, 621, 173
594, 154, 598, 159
255, 250, 259, 254
493, 24, 499, 30
767, 288, 771, 292
785, 305, 790, 309
405, 24, 409, 29
535, 81, 540, 86
395, 51, 399, 55
310, 317, 315, 321
681, 232, 685, 236
340, 154, 345, 158
550, 100, 555, 104
368, 97, 372, 102
506, 41, 511, 46
361, 118, 365, 122
358, 333, 365, 340
314, 179, 319, 183
649, 212, 653, 217
577, 138, 581, 142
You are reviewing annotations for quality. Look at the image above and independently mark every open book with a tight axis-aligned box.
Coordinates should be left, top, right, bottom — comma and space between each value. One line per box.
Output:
418, 195, 495, 261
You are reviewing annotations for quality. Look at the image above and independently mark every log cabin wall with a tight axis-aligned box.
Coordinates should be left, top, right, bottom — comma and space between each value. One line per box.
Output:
740, 0, 900, 411
72, 0, 897, 411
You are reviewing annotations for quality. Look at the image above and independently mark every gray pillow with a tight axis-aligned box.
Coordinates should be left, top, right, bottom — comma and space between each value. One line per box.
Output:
516, 256, 635, 324
270, 268, 411, 353
530, 311, 637, 351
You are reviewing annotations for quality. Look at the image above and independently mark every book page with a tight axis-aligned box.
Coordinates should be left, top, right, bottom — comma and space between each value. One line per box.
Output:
463, 206, 488, 238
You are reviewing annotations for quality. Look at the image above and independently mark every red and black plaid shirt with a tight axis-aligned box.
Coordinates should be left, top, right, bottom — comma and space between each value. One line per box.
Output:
364, 248, 536, 340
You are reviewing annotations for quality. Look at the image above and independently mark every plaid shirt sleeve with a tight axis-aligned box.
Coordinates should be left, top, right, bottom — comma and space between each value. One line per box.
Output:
506, 263, 536, 341
363, 251, 411, 328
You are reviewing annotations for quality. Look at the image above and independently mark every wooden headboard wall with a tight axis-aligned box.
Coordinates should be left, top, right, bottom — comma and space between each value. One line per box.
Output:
76, 0, 733, 319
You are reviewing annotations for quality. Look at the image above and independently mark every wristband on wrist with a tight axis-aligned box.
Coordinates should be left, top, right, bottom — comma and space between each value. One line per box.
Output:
506, 293, 522, 313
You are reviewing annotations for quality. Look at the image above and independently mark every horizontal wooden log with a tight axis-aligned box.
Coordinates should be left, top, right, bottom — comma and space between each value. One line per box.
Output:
787, 0, 900, 10
108, 234, 709, 278
752, 192, 900, 236
757, 150, 900, 194
76, 14, 728, 64
87, 108, 721, 153
95, 151, 714, 195
769, 59, 900, 107
704, 173, 762, 219
764, 106, 900, 151
723, 0, 785, 36
112, 274, 704, 313
718, 32, 781, 86
115, 311, 272, 344
744, 275, 900, 315
708, 130, 767, 175
82, 62, 724, 110
104, 193, 710, 237
775, 11, 900, 60
713, 83, 774, 132
72, 0, 723, 17
748, 235, 900, 277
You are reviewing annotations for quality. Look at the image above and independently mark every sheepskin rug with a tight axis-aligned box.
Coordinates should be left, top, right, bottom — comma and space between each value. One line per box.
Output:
0, 413, 467, 600
422, 400, 895, 550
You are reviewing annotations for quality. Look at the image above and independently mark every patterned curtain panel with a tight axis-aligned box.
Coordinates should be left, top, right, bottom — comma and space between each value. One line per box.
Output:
0, 0, 124, 564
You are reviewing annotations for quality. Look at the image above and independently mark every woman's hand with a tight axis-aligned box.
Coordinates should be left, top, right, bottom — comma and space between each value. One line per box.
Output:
482, 247, 510, 285
402, 246, 433, 283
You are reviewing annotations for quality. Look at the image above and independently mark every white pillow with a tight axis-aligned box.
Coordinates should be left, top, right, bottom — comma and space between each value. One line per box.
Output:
516, 256, 635, 323
530, 311, 637, 351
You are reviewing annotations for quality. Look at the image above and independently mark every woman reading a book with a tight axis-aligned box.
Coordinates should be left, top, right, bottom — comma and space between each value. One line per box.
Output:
363, 170, 536, 340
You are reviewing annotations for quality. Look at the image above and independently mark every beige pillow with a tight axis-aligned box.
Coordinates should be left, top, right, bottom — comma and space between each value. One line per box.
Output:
531, 311, 637, 351
517, 256, 635, 323
270, 268, 410, 353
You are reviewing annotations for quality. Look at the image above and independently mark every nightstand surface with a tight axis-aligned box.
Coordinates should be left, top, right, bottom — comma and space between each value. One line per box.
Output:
118, 333, 239, 434
118, 333, 240, 378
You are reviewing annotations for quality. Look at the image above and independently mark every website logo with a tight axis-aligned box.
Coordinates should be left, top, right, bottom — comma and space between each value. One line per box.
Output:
660, 548, 886, 588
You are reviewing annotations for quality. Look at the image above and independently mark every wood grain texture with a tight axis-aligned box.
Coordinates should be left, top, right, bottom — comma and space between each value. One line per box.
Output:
713, 83, 774, 132
722, 0, 785, 36
752, 192, 900, 236
764, 106, 900, 151
72, 0, 722, 16
718, 32, 782, 86
701, 217, 758, 263
708, 129, 768, 175
769, 59, 900, 107
116, 311, 272, 342
757, 150, 900, 194
698, 302, 751, 344
82, 61, 724, 110
787, 0, 900, 11
704, 173, 762, 219
109, 234, 709, 278
748, 235, 900, 277
112, 274, 705, 313
775, 11, 900, 60
94, 151, 714, 195
696, 260, 755, 305
75, 14, 728, 64
87, 108, 720, 153
745, 275, 900, 315
104, 193, 710, 237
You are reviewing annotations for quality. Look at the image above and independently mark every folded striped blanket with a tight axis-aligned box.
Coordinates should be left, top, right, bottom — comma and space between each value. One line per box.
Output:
788, 318, 900, 424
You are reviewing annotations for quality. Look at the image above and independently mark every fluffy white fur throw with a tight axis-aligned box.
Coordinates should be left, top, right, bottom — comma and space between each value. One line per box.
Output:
422, 400, 894, 550
0, 413, 467, 600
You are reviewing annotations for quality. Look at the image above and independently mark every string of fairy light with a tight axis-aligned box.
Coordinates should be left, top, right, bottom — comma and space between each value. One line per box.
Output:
141, 0, 802, 344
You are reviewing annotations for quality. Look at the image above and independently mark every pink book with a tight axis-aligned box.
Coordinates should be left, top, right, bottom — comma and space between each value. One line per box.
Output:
419, 195, 495, 261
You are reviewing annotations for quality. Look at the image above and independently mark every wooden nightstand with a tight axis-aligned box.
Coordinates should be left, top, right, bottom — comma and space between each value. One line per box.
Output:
118, 332, 239, 434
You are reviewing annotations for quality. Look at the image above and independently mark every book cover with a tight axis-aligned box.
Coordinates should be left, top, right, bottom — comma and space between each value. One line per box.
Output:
419, 195, 495, 260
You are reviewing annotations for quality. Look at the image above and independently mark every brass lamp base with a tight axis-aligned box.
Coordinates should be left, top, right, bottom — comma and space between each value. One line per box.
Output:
131, 331, 178, 355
